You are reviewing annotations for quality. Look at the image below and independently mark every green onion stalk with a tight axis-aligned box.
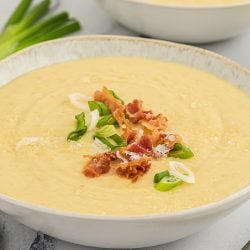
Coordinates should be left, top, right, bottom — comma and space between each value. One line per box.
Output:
0, 0, 81, 60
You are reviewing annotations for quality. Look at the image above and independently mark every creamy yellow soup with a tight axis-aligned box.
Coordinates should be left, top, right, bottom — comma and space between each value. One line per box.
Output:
0, 57, 249, 216
148, 0, 248, 5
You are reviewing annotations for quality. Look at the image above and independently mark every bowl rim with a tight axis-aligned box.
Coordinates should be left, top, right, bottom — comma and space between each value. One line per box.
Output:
0, 35, 249, 221
0, 186, 249, 221
119, 0, 250, 9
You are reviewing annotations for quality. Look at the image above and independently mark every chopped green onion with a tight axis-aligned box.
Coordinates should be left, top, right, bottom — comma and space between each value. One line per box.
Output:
0, 0, 51, 43
3, 0, 33, 30
94, 134, 127, 151
168, 143, 194, 159
0, 12, 70, 60
0, 0, 81, 60
169, 161, 195, 184
16, 12, 70, 44
88, 101, 111, 116
110, 134, 127, 147
95, 125, 117, 138
96, 114, 118, 128
154, 170, 170, 184
67, 112, 87, 141
94, 136, 119, 151
155, 175, 182, 192
109, 90, 125, 104
15, 19, 81, 52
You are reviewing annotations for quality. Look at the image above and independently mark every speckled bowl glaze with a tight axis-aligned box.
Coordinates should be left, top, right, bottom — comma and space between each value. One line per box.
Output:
0, 36, 249, 248
97, 0, 250, 43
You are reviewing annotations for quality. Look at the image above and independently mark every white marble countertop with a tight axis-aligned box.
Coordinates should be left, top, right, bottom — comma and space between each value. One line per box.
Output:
0, 1, 249, 249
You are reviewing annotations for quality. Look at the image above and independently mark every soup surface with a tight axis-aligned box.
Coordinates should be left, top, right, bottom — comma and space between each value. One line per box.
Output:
148, 0, 248, 5
0, 57, 249, 216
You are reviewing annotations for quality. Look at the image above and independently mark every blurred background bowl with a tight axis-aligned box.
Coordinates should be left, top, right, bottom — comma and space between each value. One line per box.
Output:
97, 0, 250, 44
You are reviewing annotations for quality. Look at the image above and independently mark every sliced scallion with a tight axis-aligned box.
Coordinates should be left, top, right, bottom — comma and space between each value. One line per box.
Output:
88, 101, 111, 116
155, 175, 182, 192
94, 133, 127, 151
168, 143, 194, 159
95, 125, 117, 138
169, 161, 195, 184
96, 114, 118, 128
109, 89, 124, 104
154, 170, 170, 184
110, 134, 127, 147
67, 112, 87, 141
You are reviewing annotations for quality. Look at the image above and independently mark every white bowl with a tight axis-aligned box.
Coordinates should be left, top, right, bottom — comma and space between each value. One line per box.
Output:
97, 0, 250, 43
0, 36, 249, 248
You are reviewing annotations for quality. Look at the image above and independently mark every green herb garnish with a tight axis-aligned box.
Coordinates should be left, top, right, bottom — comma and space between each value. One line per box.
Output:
88, 101, 111, 116
109, 89, 125, 104
168, 143, 194, 159
67, 112, 87, 141
154, 175, 182, 192
96, 114, 118, 128
94, 135, 127, 151
95, 125, 117, 138
4, 0, 33, 29
110, 134, 127, 147
0, 0, 81, 60
154, 170, 170, 184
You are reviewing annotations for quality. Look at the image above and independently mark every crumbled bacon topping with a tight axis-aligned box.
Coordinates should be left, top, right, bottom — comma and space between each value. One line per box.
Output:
140, 114, 168, 131
126, 99, 168, 131
127, 143, 148, 155
83, 87, 181, 182
94, 87, 126, 125
116, 156, 151, 182
83, 152, 117, 178
165, 132, 180, 149
126, 135, 153, 155
126, 99, 146, 123
122, 123, 138, 144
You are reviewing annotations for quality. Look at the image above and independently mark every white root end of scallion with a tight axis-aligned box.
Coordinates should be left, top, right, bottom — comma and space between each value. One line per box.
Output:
88, 109, 100, 131
169, 161, 195, 184
68, 93, 91, 111
93, 137, 109, 152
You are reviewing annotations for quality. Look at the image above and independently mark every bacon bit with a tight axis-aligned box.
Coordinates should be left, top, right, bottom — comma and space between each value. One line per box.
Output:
116, 151, 128, 163
94, 87, 126, 125
113, 109, 125, 126
126, 99, 168, 133
138, 135, 153, 151
150, 130, 166, 145
83, 152, 117, 178
140, 114, 168, 131
165, 132, 181, 149
122, 123, 138, 144
122, 122, 145, 145
125, 135, 153, 155
126, 99, 142, 114
126, 99, 146, 123
116, 156, 152, 182
126, 130, 137, 144
128, 143, 147, 154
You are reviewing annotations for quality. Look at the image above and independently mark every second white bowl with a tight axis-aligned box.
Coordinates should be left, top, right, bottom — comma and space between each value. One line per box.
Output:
97, 0, 250, 44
